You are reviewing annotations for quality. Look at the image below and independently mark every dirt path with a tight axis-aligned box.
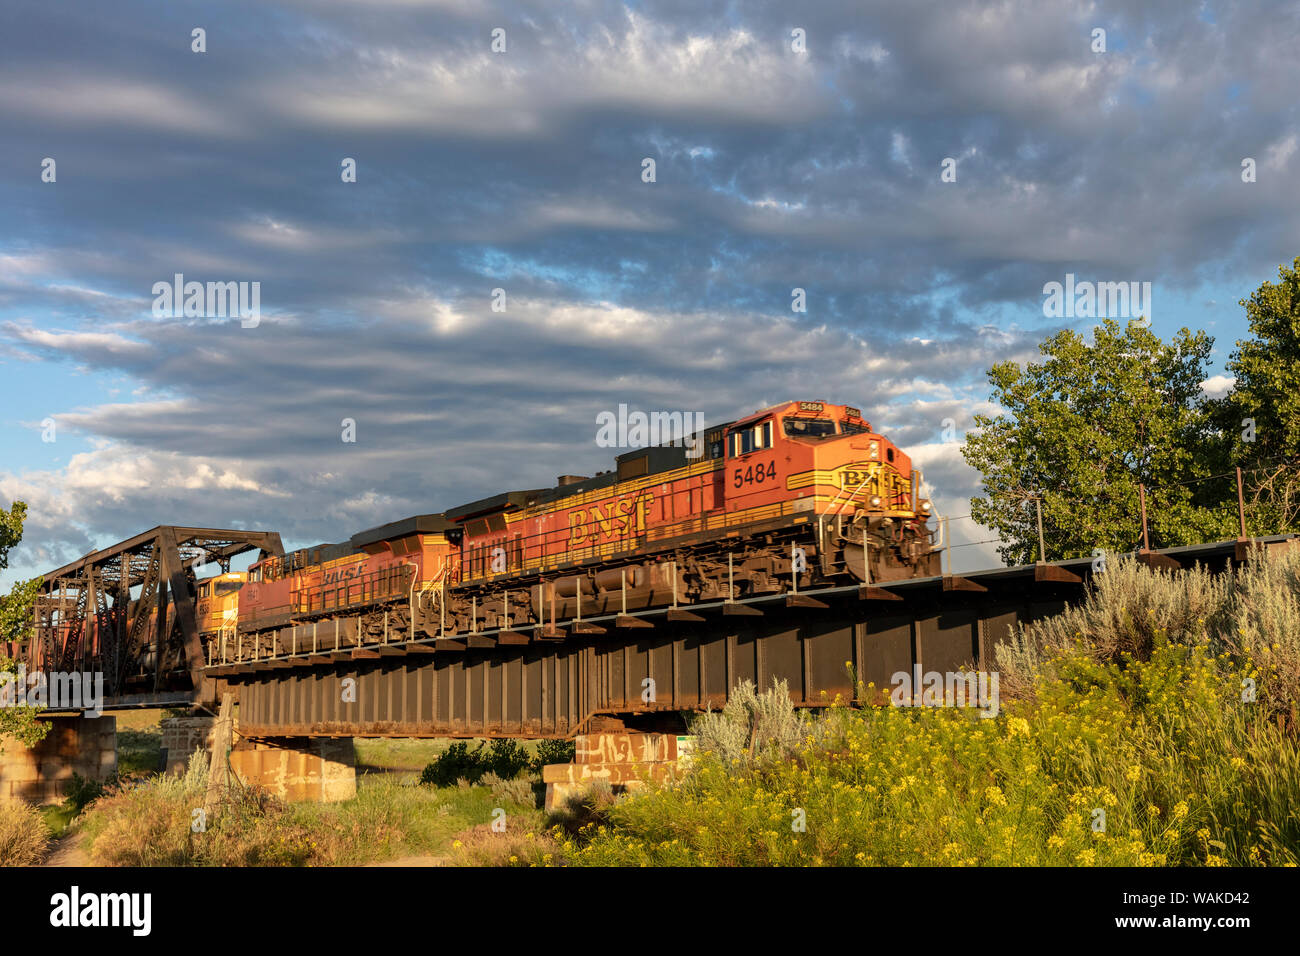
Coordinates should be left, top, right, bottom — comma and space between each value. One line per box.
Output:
364, 854, 450, 867
43, 831, 90, 867
42, 833, 452, 867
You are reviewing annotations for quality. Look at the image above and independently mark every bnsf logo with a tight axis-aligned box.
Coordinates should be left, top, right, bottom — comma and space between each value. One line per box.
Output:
841, 469, 873, 488
569, 492, 654, 547
321, 566, 364, 586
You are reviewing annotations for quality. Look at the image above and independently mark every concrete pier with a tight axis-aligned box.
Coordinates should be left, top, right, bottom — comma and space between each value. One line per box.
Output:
0, 715, 116, 804
228, 737, 357, 802
160, 714, 216, 773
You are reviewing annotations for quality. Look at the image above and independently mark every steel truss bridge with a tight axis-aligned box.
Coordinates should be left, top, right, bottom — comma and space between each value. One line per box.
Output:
21, 527, 283, 709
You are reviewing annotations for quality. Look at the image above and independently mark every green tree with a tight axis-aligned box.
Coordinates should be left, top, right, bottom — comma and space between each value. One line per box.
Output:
962, 319, 1236, 565
0, 501, 49, 749
1222, 257, 1300, 531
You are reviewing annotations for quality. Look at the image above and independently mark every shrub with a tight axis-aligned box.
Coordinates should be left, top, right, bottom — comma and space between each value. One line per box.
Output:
64, 772, 106, 812
481, 772, 537, 807
420, 739, 536, 788
483, 739, 531, 780
1222, 549, 1300, 722
420, 742, 484, 788
996, 557, 1232, 698
689, 678, 814, 765
0, 801, 50, 866
530, 738, 576, 773
559, 555, 1300, 868
997, 549, 1300, 724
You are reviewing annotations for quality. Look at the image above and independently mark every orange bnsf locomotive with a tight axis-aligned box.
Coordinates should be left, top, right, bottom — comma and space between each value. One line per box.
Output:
230, 400, 939, 655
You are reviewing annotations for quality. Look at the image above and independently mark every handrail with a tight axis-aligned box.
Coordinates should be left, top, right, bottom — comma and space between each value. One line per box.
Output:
829, 475, 873, 519
293, 564, 415, 616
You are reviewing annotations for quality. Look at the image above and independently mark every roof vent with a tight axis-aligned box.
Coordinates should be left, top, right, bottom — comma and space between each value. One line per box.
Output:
557, 475, 589, 487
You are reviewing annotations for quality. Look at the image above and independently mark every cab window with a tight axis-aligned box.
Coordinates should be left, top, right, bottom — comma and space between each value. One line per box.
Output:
840, 421, 869, 436
784, 418, 836, 438
730, 420, 772, 457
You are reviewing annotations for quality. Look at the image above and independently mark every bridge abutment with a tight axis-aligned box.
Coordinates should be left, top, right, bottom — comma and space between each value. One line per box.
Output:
229, 737, 357, 802
160, 714, 217, 773
0, 714, 116, 804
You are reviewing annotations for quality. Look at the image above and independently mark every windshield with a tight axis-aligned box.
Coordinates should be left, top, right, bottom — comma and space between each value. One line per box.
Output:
784, 418, 836, 438
840, 421, 869, 436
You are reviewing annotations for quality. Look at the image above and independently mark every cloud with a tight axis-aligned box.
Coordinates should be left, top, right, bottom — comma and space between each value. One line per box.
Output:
271, 10, 822, 137
1200, 374, 1236, 399
1, 0, 1296, 581
0, 295, 1021, 575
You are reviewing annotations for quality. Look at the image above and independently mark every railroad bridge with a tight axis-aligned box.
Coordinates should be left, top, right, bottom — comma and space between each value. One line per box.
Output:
219, 537, 1278, 740
5, 529, 1290, 803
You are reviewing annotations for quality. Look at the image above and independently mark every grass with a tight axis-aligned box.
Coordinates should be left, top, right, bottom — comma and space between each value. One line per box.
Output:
354, 738, 459, 778
0, 801, 50, 865
113, 708, 170, 732
116, 730, 162, 775
113, 708, 166, 776
74, 746, 548, 866
39, 802, 80, 839
356, 737, 560, 768
44, 731, 556, 867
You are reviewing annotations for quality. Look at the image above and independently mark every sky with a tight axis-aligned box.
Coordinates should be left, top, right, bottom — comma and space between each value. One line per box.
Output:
1, 0, 1298, 585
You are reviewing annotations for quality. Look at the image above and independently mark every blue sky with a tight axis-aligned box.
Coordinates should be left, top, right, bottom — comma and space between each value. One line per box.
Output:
2, 0, 1298, 584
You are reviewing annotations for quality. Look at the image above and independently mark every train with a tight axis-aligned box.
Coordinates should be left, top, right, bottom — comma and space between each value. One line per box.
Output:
210, 400, 940, 658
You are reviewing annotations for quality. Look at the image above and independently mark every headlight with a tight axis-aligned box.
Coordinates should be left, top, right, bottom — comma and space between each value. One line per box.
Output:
919, 499, 932, 513
868, 495, 882, 508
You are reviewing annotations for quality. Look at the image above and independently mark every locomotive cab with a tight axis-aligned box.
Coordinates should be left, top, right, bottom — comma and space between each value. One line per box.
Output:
725, 414, 779, 506
725, 400, 939, 581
